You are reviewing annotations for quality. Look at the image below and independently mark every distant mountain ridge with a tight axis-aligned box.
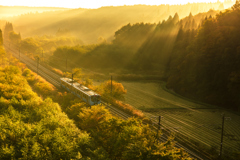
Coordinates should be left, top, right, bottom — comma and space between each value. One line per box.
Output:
1, 1, 235, 43
0, 6, 69, 18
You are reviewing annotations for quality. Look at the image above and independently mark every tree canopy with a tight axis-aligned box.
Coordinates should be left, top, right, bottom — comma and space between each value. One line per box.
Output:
0, 47, 192, 159
167, 2, 240, 111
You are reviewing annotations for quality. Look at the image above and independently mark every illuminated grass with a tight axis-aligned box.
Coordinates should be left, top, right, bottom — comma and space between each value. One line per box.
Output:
121, 81, 240, 156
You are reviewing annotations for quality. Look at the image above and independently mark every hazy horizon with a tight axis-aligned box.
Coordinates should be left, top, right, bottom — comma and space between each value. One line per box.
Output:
0, 0, 233, 9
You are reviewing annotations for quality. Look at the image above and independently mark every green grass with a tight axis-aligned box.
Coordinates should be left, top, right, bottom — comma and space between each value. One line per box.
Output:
120, 81, 240, 157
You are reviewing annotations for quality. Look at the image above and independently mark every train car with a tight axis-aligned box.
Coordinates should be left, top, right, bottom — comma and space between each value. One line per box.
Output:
60, 77, 101, 106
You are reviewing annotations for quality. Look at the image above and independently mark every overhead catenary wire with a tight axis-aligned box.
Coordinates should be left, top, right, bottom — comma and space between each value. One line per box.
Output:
5, 41, 240, 159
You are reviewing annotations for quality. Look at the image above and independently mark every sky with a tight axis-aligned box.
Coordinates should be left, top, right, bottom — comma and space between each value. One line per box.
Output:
0, 0, 225, 9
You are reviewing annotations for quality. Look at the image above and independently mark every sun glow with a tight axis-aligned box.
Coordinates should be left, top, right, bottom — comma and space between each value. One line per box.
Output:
0, 0, 226, 9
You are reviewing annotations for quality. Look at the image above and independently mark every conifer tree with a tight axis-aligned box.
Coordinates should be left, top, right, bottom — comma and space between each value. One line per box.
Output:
0, 29, 3, 46
173, 13, 179, 24
232, 0, 240, 10
3, 22, 13, 41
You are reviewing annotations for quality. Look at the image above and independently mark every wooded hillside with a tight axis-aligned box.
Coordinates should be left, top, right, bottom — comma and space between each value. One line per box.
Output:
2, 1, 234, 43
167, 2, 240, 111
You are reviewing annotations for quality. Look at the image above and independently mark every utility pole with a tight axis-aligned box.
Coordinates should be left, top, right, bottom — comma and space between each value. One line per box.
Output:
158, 116, 161, 130
37, 57, 39, 74
111, 75, 112, 97
219, 114, 225, 159
219, 114, 231, 159
19, 48, 20, 59
72, 73, 74, 86
42, 50, 44, 62
156, 116, 163, 142
66, 58, 68, 72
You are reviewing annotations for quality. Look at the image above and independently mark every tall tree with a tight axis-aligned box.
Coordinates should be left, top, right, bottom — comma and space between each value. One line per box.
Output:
167, 4, 240, 111
3, 22, 13, 41
172, 12, 180, 24
0, 29, 3, 46
232, 0, 240, 10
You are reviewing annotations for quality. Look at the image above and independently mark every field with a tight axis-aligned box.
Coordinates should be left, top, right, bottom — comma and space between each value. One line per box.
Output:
119, 81, 240, 157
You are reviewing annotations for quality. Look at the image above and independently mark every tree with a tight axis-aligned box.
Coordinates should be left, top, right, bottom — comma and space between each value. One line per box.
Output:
3, 22, 13, 41
0, 47, 6, 66
98, 36, 107, 44
77, 105, 192, 160
9, 31, 21, 44
188, 12, 193, 20
232, 0, 240, 10
173, 13, 179, 24
0, 29, 3, 45
101, 80, 127, 100
0, 63, 98, 159
82, 78, 93, 87
167, 3, 240, 112
72, 68, 82, 80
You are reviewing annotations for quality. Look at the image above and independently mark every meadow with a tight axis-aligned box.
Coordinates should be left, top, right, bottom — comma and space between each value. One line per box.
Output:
120, 81, 240, 158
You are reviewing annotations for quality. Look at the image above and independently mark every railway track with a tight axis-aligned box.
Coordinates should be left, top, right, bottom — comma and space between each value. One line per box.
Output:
4, 43, 210, 160
5, 44, 61, 87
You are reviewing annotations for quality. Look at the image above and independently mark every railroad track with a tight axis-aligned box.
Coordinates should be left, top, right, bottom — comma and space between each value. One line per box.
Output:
102, 102, 130, 120
4, 43, 210, 160
5, 44, 61, 87
150, 119, 211, 160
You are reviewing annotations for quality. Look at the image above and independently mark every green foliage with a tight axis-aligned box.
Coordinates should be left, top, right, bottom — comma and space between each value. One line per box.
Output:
1, 26, 192, 160
72, 68, 82, 80
0, 46, 6, 60
167, 7, 240, 111
9, 31, 21, 44
50, 45, 97, 70
20, 37, 40, 54
49, 13, 203, 73
114, 23, 156, 49
82, 78, 93, 87
129, 16, 179, 72
3, 49, 192, 160
232, 0, 240, 10
65, 102, 87, 120
77, 105, 191, 160
0, 56, 99, 159
0, 29, 3, 45
99, 80, 127, 101
3, 2, 234, 44
19, 36, 82, 61
3, 22, 13, 41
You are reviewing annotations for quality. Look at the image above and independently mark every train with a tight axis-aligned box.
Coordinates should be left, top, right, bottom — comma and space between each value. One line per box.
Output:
60, 77, 101, 106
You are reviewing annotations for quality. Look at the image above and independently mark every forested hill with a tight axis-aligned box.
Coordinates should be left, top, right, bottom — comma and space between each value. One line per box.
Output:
167, 2, 240, 111
48, 2, 240, 111
2, 1, 234, 43
49, 10, 218, 73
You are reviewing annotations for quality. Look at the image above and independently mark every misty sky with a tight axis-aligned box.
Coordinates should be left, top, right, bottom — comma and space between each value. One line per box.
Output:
0, 0, 226, 9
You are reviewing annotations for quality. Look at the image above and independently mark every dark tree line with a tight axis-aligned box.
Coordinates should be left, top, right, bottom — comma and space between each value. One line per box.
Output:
0, 29, 3, 45
167, 1, 240, 111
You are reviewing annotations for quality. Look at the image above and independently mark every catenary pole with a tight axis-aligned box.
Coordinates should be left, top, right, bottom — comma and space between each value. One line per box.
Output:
220, 114, 225, 159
